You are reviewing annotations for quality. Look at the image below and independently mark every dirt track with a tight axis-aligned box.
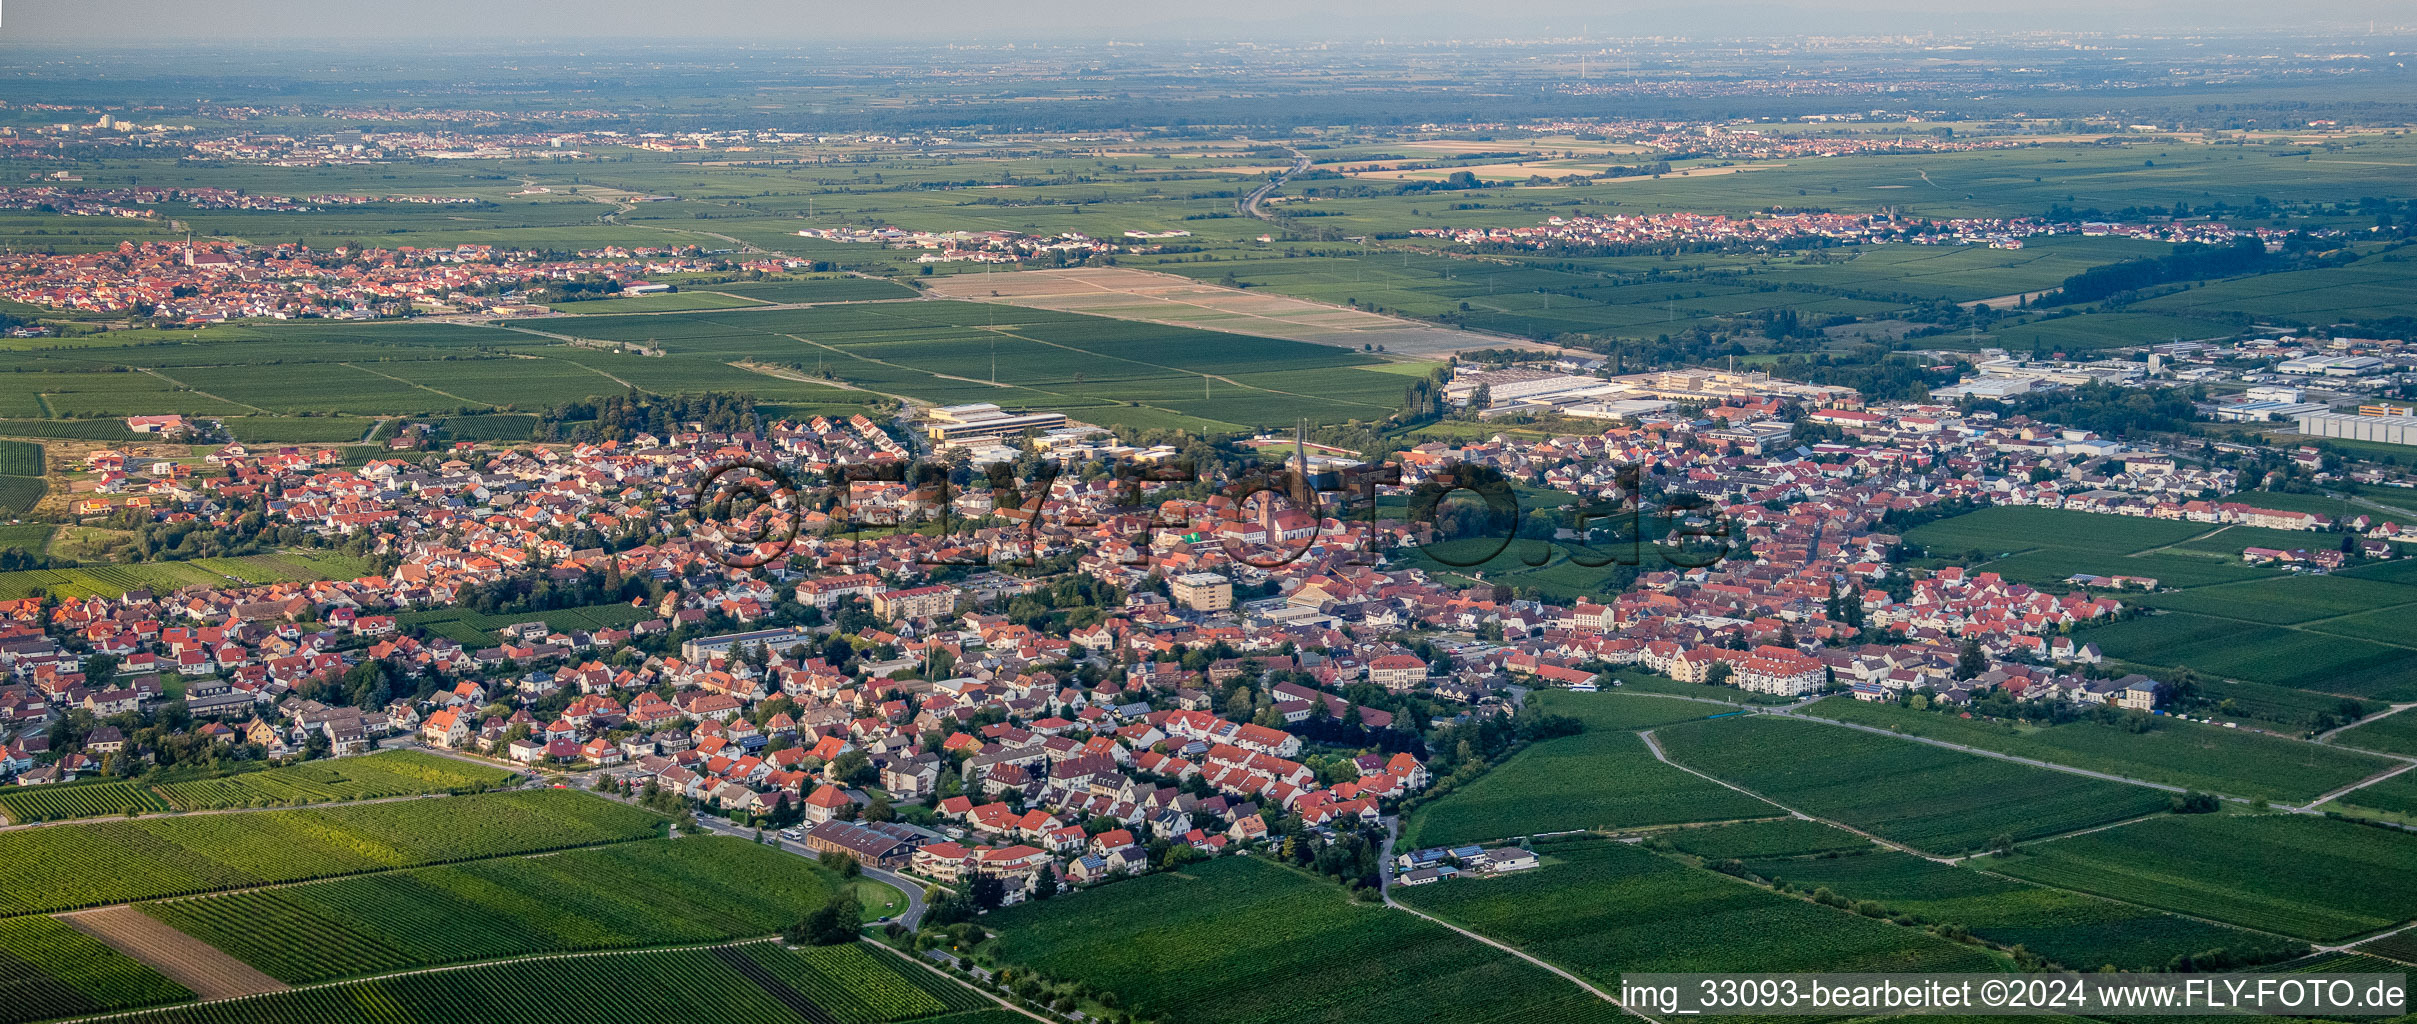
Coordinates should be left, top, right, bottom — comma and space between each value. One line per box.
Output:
58, 906, 288, 1000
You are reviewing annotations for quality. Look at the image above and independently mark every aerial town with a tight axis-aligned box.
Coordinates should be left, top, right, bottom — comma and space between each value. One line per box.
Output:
2, 16, 2415, 1024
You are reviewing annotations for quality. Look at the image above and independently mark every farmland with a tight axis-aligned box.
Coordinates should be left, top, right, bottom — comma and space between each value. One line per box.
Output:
0, 551, 379, 601
147, 750, 517, 814
0, 789, 663, 916
142, 836, 838, 982
2082, 611, 2417, 702
1901, 506, 2208, 559
2, 752, 518, 824
541, 291, 769, 313
0, 779, 171, 824
1392, 836, 2001, 989
1796, 697, 2395, 804
0, 914, 191, 1024
1737, 850, 2306, 971
2357, 928, 2417, 966
2140, 573, 2417, 627
1661, 818, 1874, 860
1897, 506, 2417, 706
980, 856, 1626, 1024
708, 277, 922, 303
88, 940, 985, 1024
0, 439, 43, 514
2333, 770, 2417, 820
1986, 813, 2417, 942
0, 294, 1442, 443
1652, 714, 2174, 854
396, 602, 650, 646
1399, 693, 1775, 848
520, 300, 1422, 434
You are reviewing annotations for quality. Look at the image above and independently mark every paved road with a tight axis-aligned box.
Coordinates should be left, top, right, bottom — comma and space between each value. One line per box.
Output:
2319, 701, 2417, 745
1238, 145, 1311, 221
686, 813, 931, 931
2299, 760, 2417, 813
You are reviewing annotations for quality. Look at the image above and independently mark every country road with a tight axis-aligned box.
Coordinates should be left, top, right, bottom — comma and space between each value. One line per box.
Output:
1635, 727, 1963, 864
1763, 705, 2199, 796
1375, 817, 1657, 1021
1765, 703, 2417, 814
687, 813, 932, 931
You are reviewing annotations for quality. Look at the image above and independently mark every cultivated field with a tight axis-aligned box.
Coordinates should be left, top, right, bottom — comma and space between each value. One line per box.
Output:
1740, 850, 2306, 971
1902, 506, 2417, 707
0, 779, 171, 824
0, 914, 191, 1024
1400, 693, 1774, 848
0, 551, 377, 601
2331, 769, 2417, 820
1902, 506, 2207, 559
397, 602, 650, 646
1985, 813, 2417, 942
0, 790, 663, 916
1661, 818, 1874, 860
2084, 612, 2417, 703
1798, 697, 2394, 804
981, 856, 1627, 1024
59, 905, 287, 1001
89, 940, 985, 1024
148, 751, 517, 813
142, 836, 839, 982
1393, 836, 2001, 987
1652, 714, 2173, 854
921, 266, 1539, 356
0, 751, 515, 824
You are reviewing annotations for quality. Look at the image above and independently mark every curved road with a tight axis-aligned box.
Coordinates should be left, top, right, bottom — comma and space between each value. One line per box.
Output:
687, 814, 931, 930
1238, 145, 1312, 221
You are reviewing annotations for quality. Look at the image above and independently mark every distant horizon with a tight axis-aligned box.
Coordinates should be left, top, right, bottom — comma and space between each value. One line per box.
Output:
5, 0, 2415, 45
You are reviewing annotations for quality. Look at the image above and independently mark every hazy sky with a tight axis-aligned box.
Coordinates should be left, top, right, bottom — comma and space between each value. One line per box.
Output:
5, 0, 2411, 42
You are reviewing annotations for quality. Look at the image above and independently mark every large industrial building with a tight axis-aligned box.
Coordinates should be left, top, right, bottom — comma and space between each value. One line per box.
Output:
2296, 409, 2417, 447
921, 403, 1070, 445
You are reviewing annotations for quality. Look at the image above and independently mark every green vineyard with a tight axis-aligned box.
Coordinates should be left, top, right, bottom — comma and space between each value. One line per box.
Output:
983, 854, 1633, 1024
150, 751, 516, 812
0, 752, 515, 825
1987, 813, 2417, 942
0, 790, 664, 917
0, 780, 170, 824
0, 915, 190, 1024
90, 941, 978, 1024
143, 837, 844, 982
